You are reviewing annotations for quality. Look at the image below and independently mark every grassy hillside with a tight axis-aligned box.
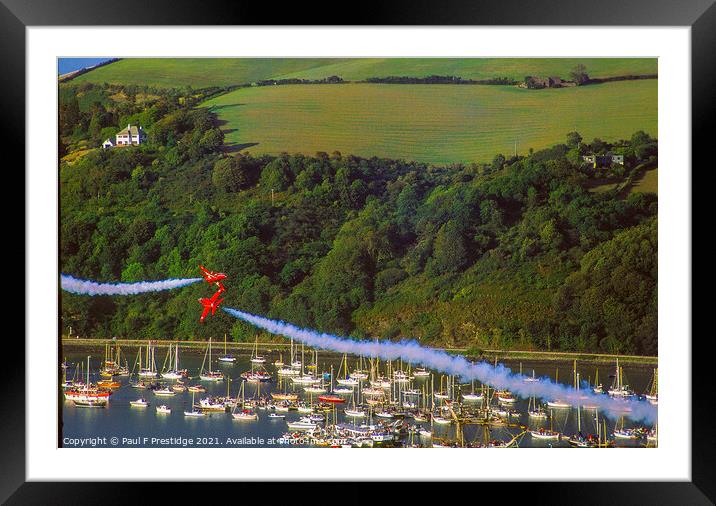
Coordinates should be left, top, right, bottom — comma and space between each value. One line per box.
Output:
68, 58, 349, 88
630, 167, 658, 194
67, 58, 656, 88
279, 58, 657, 82
202, 80, 657, 165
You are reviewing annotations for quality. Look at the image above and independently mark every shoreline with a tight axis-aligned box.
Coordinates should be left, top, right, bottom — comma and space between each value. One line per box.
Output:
60, 337, 657, 365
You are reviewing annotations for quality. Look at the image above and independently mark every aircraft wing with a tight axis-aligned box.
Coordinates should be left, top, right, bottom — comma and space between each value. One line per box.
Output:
199, 264, 213, 281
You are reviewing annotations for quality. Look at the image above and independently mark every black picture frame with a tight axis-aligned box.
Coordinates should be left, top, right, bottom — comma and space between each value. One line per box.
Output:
6, 0, 714, 502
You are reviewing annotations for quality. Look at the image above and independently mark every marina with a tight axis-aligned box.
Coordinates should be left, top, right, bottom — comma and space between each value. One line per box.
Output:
61, 342, 658, 448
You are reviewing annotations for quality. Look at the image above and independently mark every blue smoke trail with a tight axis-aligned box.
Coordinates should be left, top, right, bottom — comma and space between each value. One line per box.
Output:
61, 274, 202, 296
223, 306, 657, 424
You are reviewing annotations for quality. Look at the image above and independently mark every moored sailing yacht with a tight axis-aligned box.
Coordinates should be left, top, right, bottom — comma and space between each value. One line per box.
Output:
66, 356, 110, 407
528, 394, 547, 419
546, 368, 570, 409
529, 427, 560, 440
218, 333, 236, 363
607, 359, 634, 398
462, 380, 483, 401
413, 367, 430, 378
523, 369, 539, 383
496, 390, 516, 404
336, 354, 360, 386
161, 343, 187, 379
199, 337, 224, 381
250, 336, 266, 364
138, 341, 159, 378
184, 390, 204, 417
231, 381, 258, 420
645, 368, 658, 405
592, 368, 604, 394
273, 353, 285, 368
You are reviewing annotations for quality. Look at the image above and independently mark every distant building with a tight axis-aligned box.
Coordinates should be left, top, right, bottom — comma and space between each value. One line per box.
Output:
582, 152, 624, 168
102, 124, 146, 149
521, 76, 567, 89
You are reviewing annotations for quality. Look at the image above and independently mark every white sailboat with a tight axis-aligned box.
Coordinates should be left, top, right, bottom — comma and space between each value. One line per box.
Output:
523, 369, 539, 383
607, 359, 635, 398
232, 381, 258, 420
218, 333, 236, 363
547, 367, 570, 408
462, 380, 483, 401
250, 336, 266, 364
161, 343, 186, 379
530, 427, 560, 440
290, 339, 302, 369
273, 352, 285, 368
199, 337, 224, 381
593, 368, 604, 393
528, 394, 547, 419
645, 368, 658, 405
413, 367, 430, 378
336, 354, 360, 386
184, 391, 204, 417
138, 341, 159, 378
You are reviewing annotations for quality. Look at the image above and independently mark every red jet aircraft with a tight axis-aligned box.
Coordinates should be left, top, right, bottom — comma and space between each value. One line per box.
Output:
198, 290, 224, 323
199, 265, 227, 285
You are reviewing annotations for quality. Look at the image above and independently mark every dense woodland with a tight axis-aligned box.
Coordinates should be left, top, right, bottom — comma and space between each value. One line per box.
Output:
60, 82, 658, 355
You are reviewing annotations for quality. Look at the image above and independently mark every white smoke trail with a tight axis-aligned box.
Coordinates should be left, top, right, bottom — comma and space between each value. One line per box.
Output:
223, 306, 657, 424
61, 274, 202, 296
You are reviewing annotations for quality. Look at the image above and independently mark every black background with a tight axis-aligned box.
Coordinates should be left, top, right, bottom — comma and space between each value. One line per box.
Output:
3, 0, 714, 503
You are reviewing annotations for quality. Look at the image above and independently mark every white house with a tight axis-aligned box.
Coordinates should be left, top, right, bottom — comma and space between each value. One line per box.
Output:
102, 124, 147, 149
582, 152, 624, 168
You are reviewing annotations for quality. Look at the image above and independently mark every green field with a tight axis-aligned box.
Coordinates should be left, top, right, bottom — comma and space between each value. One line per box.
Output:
68, 58, 348, 88
201, 80, 657, 165
68, 58, 656, 88
278, 58, 657, 82
630, 167, 659, 194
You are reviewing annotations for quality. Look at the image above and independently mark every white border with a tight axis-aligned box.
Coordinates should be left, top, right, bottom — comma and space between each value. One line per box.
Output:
28, 27, 690, 481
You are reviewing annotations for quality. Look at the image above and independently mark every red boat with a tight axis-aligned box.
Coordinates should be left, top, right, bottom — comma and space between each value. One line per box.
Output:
318, 395, 346, 404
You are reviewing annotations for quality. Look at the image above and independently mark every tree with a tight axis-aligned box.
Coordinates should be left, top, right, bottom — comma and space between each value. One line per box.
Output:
212, 156, 249, 192
491, 154, 506, 172
396, 184, 419, 228
428, 220, 468, 275
59, 95, 80, 136
570, 64, 589, 85
259, 158, 292, 191
88, 114, 103, 143
121, 262, 146, 282
566, 131, 583, 148
590, 138, 608, 154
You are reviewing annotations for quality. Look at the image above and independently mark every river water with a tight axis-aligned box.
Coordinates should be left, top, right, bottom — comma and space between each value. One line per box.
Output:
60, 344, 656, 448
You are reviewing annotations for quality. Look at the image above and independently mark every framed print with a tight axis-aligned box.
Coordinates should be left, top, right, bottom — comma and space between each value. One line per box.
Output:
7, 0, 715, 502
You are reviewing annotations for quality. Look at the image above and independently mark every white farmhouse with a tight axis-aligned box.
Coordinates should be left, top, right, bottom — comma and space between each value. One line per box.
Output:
102, 124, 147, 149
